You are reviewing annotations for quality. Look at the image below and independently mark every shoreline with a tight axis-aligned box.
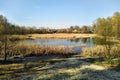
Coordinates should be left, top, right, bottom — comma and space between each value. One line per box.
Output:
9, 33, 97, 41
26, 33, 97, 39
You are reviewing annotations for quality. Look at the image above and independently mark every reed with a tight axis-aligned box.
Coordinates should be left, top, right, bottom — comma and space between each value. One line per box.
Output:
81, 45, 120, 59
0, 42, 74, 58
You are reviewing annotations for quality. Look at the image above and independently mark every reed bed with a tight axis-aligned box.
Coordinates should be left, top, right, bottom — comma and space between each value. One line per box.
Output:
0, 42, 74, 58
81, 45, 120, 59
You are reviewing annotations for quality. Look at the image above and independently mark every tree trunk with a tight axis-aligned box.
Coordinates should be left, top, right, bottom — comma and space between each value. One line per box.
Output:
4, 34, 7, 62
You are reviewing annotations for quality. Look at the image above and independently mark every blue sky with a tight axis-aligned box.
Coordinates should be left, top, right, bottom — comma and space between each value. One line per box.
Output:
0, 0, 120, 28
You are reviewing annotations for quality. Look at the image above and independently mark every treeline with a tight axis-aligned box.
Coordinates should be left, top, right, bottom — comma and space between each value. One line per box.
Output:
93, 12, 120, 38
0, 15, 92, 35
1, 11, 120, 36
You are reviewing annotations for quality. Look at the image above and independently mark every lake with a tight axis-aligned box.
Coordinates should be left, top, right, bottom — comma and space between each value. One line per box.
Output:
25, 38, 95, 53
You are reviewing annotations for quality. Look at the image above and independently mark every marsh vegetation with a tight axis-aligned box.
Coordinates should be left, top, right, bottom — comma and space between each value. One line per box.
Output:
0, 12, 120, 80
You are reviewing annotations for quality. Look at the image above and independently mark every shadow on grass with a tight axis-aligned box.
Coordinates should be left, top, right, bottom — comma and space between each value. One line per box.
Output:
109, 63, 120, 71
35, 59, 120, 80
0, 54, 73, 64
1, 55, 119, 80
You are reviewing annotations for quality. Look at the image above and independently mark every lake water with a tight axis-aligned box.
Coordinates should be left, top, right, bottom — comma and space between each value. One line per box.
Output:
25, 38, 95, 53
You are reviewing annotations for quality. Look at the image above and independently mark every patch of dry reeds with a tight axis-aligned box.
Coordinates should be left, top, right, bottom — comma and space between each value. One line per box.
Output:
0, 42, 74, 58
81, 45, 120, 59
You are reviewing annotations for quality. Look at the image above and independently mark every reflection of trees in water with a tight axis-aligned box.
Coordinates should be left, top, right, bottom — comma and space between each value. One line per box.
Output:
70, 38, 89, 43
69, 38, 92, 44
93, 37, 116, 47
69, 38, 80, 43
82, 38, 87, 44
93, 38, 101, 45
93, 37, 105, 45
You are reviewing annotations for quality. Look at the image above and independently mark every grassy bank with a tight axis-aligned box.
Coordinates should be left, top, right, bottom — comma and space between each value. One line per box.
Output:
27, 33, 96, 39
8, 33, 96, 41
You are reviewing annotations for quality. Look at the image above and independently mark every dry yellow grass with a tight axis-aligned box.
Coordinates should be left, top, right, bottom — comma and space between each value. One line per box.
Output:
81, 45, 120, 59
1, 43, 74, 57
26, 33, 96, 39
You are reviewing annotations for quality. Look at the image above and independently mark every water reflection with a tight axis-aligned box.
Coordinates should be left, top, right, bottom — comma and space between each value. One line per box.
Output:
73, 47, 82, 53
93, 37, 106, 45
69, 38, 80, 43
69, 38, 93, 47
82, 38, 87, 44
93, 37, 116, 46
25, 38, 96, 53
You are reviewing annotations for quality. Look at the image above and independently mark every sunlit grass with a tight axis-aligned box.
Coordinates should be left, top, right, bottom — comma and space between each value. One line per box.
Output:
29, 33, 96, 39
0, 55, 120, 80
35, 58, 120, 80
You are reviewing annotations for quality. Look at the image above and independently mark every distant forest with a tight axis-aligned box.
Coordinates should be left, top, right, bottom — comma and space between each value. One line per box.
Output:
0, 11, 120, 38
0, 16, 92, 34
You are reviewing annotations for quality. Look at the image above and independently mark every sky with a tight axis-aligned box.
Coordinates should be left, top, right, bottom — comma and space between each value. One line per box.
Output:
0, 0, 120, 28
